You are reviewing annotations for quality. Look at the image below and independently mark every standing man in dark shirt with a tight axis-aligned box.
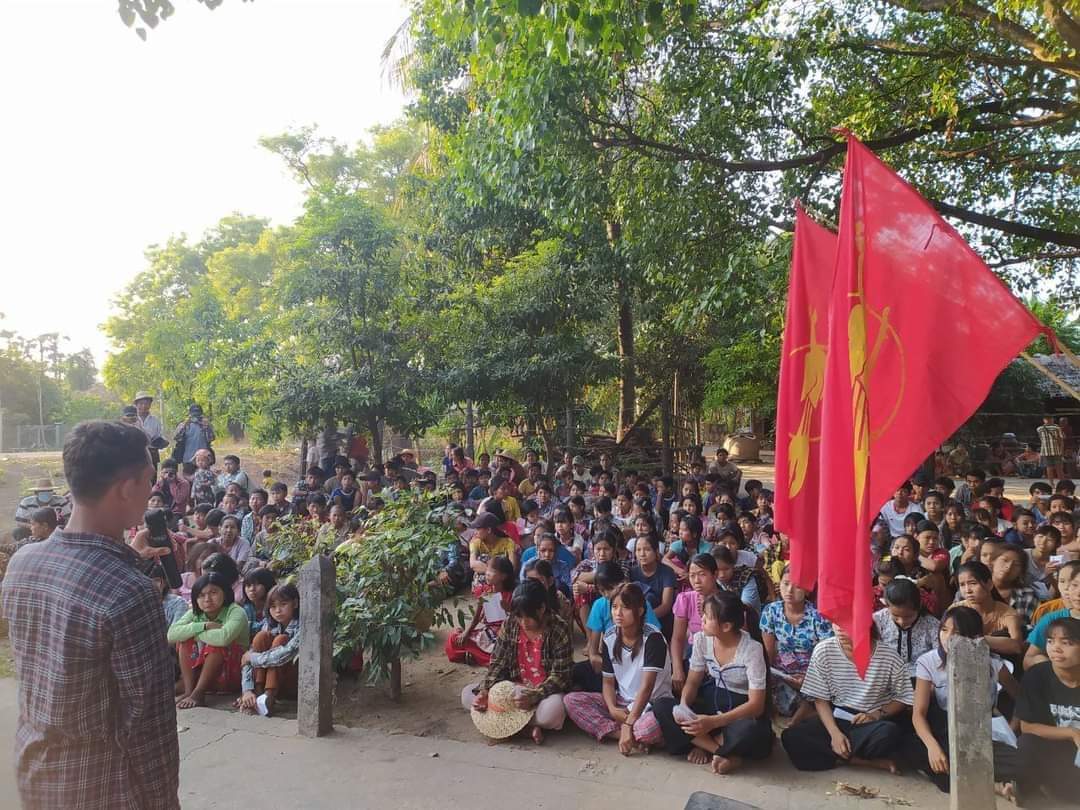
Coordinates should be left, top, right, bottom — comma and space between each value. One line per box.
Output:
1, 420, 180, 809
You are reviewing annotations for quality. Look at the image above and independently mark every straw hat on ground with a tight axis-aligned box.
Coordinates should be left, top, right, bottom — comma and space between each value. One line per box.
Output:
470, 680, 535, 740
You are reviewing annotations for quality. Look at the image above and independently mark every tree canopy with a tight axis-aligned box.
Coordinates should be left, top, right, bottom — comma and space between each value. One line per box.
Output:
103, 0, 1078, 451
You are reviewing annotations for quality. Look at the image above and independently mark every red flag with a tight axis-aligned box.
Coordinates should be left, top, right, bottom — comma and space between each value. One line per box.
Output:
774, 205, 837, 593
815, 137, 1050, 672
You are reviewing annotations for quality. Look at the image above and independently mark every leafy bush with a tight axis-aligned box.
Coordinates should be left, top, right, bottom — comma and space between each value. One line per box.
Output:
260, 493, 461, 686
332, 495, 461, 683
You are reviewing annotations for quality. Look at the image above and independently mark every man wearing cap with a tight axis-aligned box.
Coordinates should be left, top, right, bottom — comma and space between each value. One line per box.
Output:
14, 479, 71, 537
172, 404, 215, 464
133, 392, 163, 465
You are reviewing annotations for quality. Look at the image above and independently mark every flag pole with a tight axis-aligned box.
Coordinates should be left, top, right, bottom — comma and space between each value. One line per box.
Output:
1020, 352, 1080, 403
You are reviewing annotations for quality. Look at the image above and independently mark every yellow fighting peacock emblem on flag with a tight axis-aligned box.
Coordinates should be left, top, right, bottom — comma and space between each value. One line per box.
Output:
786, 310, 827, 499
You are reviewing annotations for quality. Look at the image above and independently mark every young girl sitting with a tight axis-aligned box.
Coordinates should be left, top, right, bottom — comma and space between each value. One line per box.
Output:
760, 565, 834, 722
242, 568, 277, 637
671, 553, 722, 694
872, 578, 940, 679
524, 558, 574, 625
663, 514, 713, 588
903, 605, 1019, 799
447, 556, 517, 667
630, 534, 677, 638
653, 592, 773, 773
780, 624, 912, 773
712, 547, 762, 615
468, 512, 518, 597
179, 542, 221, 604
989, 544, 1039, 632
956, 561, 1024, 659
237, 583, 301, 717
563, 583, 672, 755
167, 572, 251, 709
1014, 616, 1080, 804
574, 563, 661, 692
571, 528, 622, 631
888, 534, 939, 616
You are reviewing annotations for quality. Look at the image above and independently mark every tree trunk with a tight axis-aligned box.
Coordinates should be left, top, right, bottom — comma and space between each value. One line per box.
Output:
368, 415, 384, 466
538, 420, 559, 478
465, 400, 475, 460
661, 394, 674, 477
608, 220, 636, 441
299, 437, 309, 479
565, 405, 575, 452
390, 657, 402, 702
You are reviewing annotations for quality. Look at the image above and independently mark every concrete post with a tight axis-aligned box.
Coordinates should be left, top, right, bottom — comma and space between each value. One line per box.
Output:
298, 554, 335, 737
947, 635, 995, 810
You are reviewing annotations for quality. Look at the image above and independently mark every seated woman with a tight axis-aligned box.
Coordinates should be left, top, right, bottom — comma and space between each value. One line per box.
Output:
574, 562, 660, 693
663, 514, 713, 589
888, 534, 940, 616
712, 546, 761, 615
571, 527, 624, 630
989, 544, 1040, 633
872, 578, 940, 680
1014, 616, 1080, 805
956, 561, 1025, 659
446, 556, 517, 667
167, 572, 251, 709
468, 512, 518, 597
523, 558, 574, 626
780, 624, 912, 773
903, 605, 1019, 799
671, 553, 722, 695
653, 592, 773, 774
564, 583, 671, 754
461, 579, 573, 744
760, 566, 833, 722
630, 534, 677, 638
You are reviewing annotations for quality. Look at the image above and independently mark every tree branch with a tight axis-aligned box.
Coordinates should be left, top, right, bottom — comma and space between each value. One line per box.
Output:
930, 200, 1080, 248
885, 0, 1069, 68
988, 250, 1080, 268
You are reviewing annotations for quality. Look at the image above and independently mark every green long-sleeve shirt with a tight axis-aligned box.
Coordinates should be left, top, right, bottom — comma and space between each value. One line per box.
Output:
166, 602, 249, 649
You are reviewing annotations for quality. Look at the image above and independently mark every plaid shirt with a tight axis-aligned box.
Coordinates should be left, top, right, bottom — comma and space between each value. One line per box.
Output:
1005, 585, 1040, 632
482, 614, 573, 700
1, 531, 180, 809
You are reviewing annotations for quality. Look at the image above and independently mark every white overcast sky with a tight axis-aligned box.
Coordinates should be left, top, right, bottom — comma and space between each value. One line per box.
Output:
0, 0, 408, 365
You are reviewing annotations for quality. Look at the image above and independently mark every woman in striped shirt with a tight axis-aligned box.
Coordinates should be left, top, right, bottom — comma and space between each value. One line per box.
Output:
780, 624, 913, 772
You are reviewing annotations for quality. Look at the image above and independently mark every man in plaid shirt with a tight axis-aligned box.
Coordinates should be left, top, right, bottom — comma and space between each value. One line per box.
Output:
1, 420, 179, 809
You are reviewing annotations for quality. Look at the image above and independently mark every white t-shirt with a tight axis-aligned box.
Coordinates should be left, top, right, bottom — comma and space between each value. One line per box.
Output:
601, 624, 673, 709
688, 629, 767, 695
878, 500, 919, 537
914, 648, 1002, 711
801, 636, 914, 712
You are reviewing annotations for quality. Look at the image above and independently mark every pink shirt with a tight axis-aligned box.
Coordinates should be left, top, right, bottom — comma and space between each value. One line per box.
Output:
673, 589, 705, 637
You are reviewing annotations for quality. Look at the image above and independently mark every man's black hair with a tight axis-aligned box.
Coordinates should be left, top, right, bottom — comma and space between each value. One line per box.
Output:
63, 420, 150, 502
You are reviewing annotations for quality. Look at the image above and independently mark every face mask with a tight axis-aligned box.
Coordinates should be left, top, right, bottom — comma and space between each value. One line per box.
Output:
36, 492, 52, 504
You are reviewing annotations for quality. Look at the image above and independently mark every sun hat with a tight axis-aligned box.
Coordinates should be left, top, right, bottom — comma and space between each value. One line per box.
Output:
494, 450, 518, 462
133, 391, 154, 403
572, 455, 586, 466
31, 478, 56, 492
470, 680, 535, 739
